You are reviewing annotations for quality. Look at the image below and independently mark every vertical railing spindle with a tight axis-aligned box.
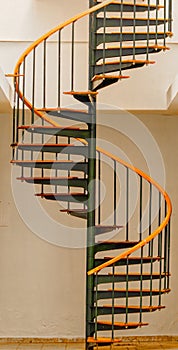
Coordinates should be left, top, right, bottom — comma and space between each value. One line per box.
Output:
98, 151, 101, 225
71, 22, 75, 91
114, 160, 116, 226
111, 264, 115, 339
126, 167, 129, 241
43, 39, 46, 109
58, 30, 61, 107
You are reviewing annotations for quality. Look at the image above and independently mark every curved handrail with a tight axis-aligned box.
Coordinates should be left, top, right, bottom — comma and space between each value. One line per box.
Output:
13, 0, 115, 127
13, 0, 172, 278
87, 146, 172, 275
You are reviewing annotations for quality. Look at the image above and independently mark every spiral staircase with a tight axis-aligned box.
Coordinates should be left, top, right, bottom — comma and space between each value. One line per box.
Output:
10, 0, 172, 348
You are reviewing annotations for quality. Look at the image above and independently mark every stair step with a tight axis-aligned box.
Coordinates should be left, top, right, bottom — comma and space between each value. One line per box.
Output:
95, 45, 168, 61
96, 31, 172, 46
17, 176, 88, 189
96, 17, 167, 29
37, 108, 92, 124
92, 74, 130, 91
16, 143, 89, 157
64, 90, 98, 104
18, 125, 90, 139
95, 240, 139, 252
60, 209, 87, 219
87, 336, 121, 344
94, 272, 168, 284
36, 192, 88, 203
96, 1, 163, 13
94, 256, 160, 267
93, 288, 171, 300
95, 225, 123, 236
91, 320, 148, 331
94, 59, 155, 75
11, 160, 88, 172
93, 304, 165, 316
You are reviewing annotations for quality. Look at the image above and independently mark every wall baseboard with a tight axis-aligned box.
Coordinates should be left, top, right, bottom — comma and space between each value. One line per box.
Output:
0, 336, 177, 344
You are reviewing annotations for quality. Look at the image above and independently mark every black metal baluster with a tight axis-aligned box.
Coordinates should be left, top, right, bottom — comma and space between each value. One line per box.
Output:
126, 167, 129, 241
139, 176, 143, 323
158, 192, 163, 306
125, 257, 129, 325
146, 0, 150, 62
112, 264, 115, 340
167, 220, 171, 289
43, 39, 46, 109
16, 72, 20, 144
22, 59, 26, 127
133, 0, 136, 61
168, 0, 172, 33
103, 7, 106, 75
114, 160, 116, 226
164, 201, 168, 290
163, 0, 167, 47
98, 151, 101, 225
71, 22, 75, 91
58, 30, 61, 107
32, 48, 36, 124
155, 0, 159, 46
119, 0, 123, 75
95, 272, 98, 340
68, 136, 71, 210
148, 183, 152, 256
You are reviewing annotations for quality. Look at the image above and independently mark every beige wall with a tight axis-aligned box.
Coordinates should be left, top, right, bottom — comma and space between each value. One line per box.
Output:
0, 0, 178, 340
0, 110, 178, 338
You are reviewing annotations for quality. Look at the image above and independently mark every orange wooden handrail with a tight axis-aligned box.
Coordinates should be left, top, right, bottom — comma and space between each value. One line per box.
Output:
87, 146, 172, 276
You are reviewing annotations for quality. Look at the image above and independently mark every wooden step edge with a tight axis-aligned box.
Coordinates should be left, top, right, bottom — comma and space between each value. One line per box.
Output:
96, 59, 155, 66
11, 160, 74, 164
107, 288, 171, 293
98, 239, 137, 244
87, 337, 121, 344
36, 192, 87, 197
96, 320, 148, 327
92, 74, 130, 82
103, 305, 166, 310
105, 44, 170, 50
60, 209, 87, 213
17, 176, 79, 181
96, 225, 123, 231
37, 107, 88, 114
17, 143, 75, 147
17, 125, 81, 131
63, 90, 98, 96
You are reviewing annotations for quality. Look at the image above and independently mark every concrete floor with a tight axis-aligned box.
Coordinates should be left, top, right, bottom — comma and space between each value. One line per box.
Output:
0, 341, 178, 350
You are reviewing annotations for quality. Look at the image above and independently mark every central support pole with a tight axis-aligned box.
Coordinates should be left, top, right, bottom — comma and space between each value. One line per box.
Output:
86, 2, 97, 348
86, 97, 96, 347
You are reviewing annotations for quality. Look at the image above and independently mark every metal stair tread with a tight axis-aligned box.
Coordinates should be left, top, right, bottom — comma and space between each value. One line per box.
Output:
11, 160, 77, 164
96, 255, 161, 261
96, 1, 164, 10
109, 272, 169, 277
97, 16, 168, 21
16, 143, 76, 148
96, 30, 172, 35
